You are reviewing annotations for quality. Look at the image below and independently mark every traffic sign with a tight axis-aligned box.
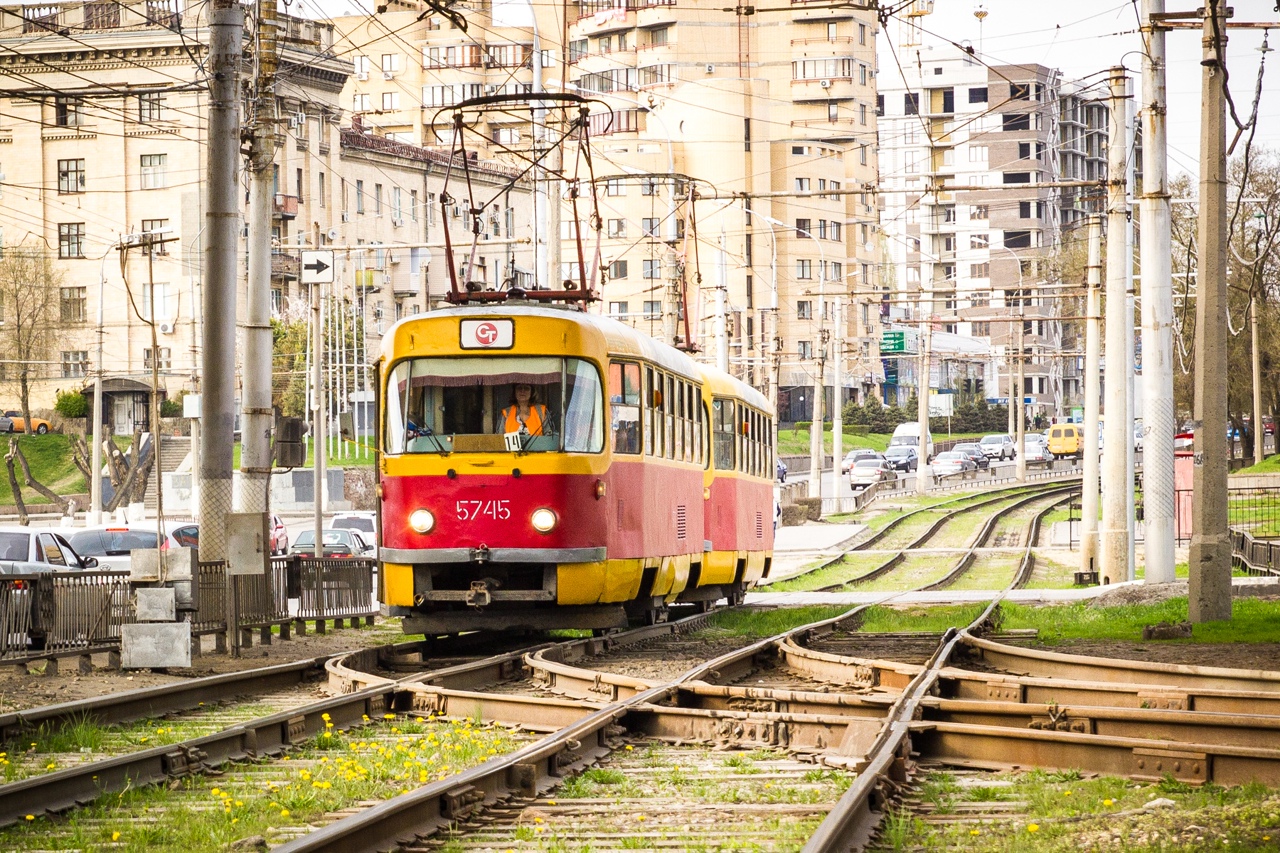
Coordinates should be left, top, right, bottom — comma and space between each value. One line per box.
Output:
301, 250, 334, 284
881, 330, 906, 353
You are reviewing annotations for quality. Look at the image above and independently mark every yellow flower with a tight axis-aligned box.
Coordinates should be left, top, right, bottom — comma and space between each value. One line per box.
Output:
211, 788, 222, 797
24, 815, 34, 821
1064, 790, 1072, 796
322, 713, 331, 722
1028, 824, 1039, 833
383, 713, 396, 720
281, 809, 290, 818
235, 800, 243, 807
624, 745, 634, 751
636, 816, 645, 822
970, 829, 980, 836
548, 800, 557, 805
1103, 798, 1114, 807
112, 831, 121, 841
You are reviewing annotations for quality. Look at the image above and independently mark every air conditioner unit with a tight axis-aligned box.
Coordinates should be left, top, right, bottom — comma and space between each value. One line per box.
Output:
391, 217, 403, 227
383, 70, 395, 80
341, 212, 351, 223
388, 253, 400, 264
704, 63, 714, 74
382, 273, 392, 285
819, 79, 831, 88
158, 320, 175, 335
485, 84, 499, 95
356, 71, 368, 81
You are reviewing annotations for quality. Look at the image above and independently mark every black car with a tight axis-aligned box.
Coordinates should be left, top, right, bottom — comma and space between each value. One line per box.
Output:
952, 442, 990, 469
883, 445, 918, 472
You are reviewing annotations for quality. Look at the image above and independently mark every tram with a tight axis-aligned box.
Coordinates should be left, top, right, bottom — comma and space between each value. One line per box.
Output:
376, 303, 776, 634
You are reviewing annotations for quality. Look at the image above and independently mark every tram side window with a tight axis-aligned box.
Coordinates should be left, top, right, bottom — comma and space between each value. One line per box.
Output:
664, 374, 674, 459
712, 398, 735, 470
683, 382, 694, 462
644, 367, 656, 456
563, 358, 605, 452
609, 361, 641, 454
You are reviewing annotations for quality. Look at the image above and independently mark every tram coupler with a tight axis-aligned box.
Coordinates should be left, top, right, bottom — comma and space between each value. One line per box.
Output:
466, 580, 492, 608
470, 545, 491, 564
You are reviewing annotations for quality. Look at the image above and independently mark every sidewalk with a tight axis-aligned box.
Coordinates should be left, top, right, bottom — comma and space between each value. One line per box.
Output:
763, 521, 866, 585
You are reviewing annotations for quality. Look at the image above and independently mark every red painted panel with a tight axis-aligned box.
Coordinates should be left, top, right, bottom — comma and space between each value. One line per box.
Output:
705, 475, 775, 552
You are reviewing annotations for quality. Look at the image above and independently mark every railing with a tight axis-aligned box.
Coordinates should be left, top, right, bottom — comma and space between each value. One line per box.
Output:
0, 572, 130, 662
1175, 485, 1280, 545
1230, 528, 1280, 577
295, 558, 377, 621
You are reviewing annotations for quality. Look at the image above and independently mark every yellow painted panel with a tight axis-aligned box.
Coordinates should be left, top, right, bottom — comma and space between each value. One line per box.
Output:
742, 550, 770, 585
700, 550, 738, 586
558, 561, 608, 605
665, 554, 691, 602
604, 558, 646, 602
651, 556, 676, 597
382, 563, 415, 607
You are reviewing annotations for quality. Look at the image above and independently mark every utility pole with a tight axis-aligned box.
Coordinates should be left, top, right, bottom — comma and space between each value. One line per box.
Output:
832, 297, 843, 498
1124, 75, 1137, 581
1082, 215, 1103, 573
1140, 0, 1177, 584
810, 328, 826, 501
664, 244, 680, 345
241, 0, 277, 524
1015, 313, 1025, 483
312, 279, 326, 565
917, 194, 934, 495
1100, 66, 1131, 585
716, 232, 729, 372
199, 0, 243, 565
1253, 294, 1264, 464
1190, 0, 1232, 622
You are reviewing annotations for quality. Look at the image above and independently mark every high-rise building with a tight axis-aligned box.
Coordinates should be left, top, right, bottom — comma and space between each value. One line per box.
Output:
335, 0, 884, 420
877, 43, 1109, 418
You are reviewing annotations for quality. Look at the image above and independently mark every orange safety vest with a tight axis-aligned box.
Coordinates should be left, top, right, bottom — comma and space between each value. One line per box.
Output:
502, 404, 547, 435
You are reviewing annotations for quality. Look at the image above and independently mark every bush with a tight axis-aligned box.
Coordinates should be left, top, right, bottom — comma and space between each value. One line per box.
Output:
796, 497, 822, 521
54, 390, 88, 419
781, 504, 809, 527
843, 424, 870, 436
793, 421, 811, 435
159, 398, 182, 418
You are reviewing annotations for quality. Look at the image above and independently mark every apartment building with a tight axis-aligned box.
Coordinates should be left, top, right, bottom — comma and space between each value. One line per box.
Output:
336, 0, 883, 422
877, 43, 1109, 418
0, 0, 531, 427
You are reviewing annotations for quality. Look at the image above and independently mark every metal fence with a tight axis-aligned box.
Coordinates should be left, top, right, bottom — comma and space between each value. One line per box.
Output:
1175, 485, 1280, 544
0, 571, 131, 662
191, 556, 377, 637
1231, 528, 1280, 577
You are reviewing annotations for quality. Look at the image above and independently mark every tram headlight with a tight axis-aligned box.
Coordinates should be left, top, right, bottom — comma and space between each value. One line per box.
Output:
530, 507, 558, 533
408, 509, 435, 534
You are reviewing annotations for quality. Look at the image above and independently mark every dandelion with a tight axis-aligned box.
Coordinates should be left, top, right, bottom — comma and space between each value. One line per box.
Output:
624, 745, 634, 751
1103, 798, 1114, 807
211, 788, 222, 797
281, 809, 291, 818
384, 713, 396, 720
322, 713, 331, 722
112, 831, 121, 841
235, 800, 243, 807
970, 829, 980, 836
548, 800, 557, 805
636, 816, 645, 822
1064, 790, 1072, 796
1028, 824, 1039, 833
24, 815, 34, 821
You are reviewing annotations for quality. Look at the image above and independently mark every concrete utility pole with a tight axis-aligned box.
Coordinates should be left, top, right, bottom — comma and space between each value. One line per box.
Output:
1140, 0, 1177, 584
1100, 66, 1131, 585
1124, 77, 1137, 581
810, 327, 826, 501
916, 195, 934, 495
1190, 0, 1232, 622
832, 297, 843, 498
1253, 294, 1264, 463
1015, 313, 1026, 483
716, 232, 729, 372
199, 0, 243, 562
1082, 215, 1103, 573
312, 279, 326, 562
240, 0, 278, 523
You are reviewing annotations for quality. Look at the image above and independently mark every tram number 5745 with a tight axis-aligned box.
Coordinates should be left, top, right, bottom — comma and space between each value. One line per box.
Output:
456, 500, 512, 521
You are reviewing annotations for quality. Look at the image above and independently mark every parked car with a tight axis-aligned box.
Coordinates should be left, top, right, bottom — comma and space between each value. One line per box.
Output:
1023, 437, 1054, 465
979, 434, 1015, 461
0, 414, 12, 433
952, 442, 990, 469
270, 514, 289, 556
849, 458, 896, 489
0, 526, 98, 573
2, 411, 50, 434
932, 451, 977, 478
883, 445, 918, 472
776, 460, 787, 482
330, 511, 376, 536
840, 448, 882, 474
289, 529, 374, 558
64, 524, 186, 574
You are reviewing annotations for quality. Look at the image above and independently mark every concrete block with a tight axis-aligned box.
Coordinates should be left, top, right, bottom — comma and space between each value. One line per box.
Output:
136, 587, 176, 622
121, 622, 192, 669
130, 550, 162, 582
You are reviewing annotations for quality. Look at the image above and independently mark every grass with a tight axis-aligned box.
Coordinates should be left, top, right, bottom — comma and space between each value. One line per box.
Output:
232, 436, 375, 470
1000, 597, 1280, 644
0, 434, 89, 504
894, 769, 1280, 852
1235, 453, 1280, 474
704, 606, 853, 637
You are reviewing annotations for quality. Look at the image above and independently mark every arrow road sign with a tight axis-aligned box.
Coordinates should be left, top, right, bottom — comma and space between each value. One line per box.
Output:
300, 250, 334, 284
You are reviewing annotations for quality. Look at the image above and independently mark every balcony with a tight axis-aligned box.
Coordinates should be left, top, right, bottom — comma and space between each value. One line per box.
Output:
791, 77, 854, 102
272, 194, 299, 220
271, 251, 300, 280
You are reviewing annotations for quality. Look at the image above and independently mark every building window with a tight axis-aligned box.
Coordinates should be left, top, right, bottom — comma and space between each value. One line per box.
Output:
970, 233, 989, 249
609, 301, 629, 317
61, 351, 88, 378
374, 184, 383, 215
55, 97, 83, 127
798, 340, 812, 360
858, 103, 866, 125
57, 159, 85, 194
352, 93, 370, 112
876, 94, 884, 116
142, 282, 172, 321
381, 53, 400, 73
795, 177, 810, 192
904, 93, 919, 115
58, 223, 85, 258
140, 153, 167, 189
641, 217, 659, 237
141, 219, 169, 254
970, 262, 990, 278
642, 259, 660, 279
409, 189, 417, 220
643, 300, 661, 319
143, 347, 172, 370
797, 300, 812, 320
1005, 231, 1032, 249
969, 86, 988, 103
608, 260, 628, 279
60, 286, 86, 322
971, 204, 989, 219
605, 179, 624, 196
795, 218, 811, 237
1019, 201, 1045, 219
641, 177, 657, 196
607, 218, 626, 238
1010, 82, 1031, 100
1003, 172, 1032, 184
796, 259, 812, 280
138, 92, 162, 122
381, 92, 399, 111
1002, 113, 1030, 132
356, 180, 365, 213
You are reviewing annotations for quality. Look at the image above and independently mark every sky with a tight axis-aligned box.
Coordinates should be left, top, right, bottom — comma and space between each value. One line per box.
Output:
905, 0, 1280, 180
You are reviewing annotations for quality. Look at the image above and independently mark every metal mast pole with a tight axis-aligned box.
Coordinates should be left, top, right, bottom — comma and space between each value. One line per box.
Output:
241, 0, 277, 522
1100, 66, 1131, 585
1124, 75, 1137, 581
917, 194, 934, 494
1082, 215, 1103, 573
832, 297, 843, 498
312, 279, 325, 561
1015, 312, 1026, 483
199, 0, 242, 564
1140, 0, 1176, 584
1189, 0, 1232, 622
1253, 294, 1264, 463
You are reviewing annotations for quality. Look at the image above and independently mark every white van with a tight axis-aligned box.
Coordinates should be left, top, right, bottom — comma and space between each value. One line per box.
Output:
889, 422, 934, 461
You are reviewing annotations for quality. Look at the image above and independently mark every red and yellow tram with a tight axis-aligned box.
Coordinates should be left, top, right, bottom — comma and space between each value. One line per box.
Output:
377, 303, 775, 634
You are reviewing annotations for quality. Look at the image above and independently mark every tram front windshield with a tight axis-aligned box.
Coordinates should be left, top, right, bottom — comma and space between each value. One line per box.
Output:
386, 356, 604, 454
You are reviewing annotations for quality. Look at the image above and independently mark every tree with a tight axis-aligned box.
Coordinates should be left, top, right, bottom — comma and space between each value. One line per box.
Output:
0, 247, 64, 432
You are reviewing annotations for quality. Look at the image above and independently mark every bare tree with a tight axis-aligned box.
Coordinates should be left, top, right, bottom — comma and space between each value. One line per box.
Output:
0, 246, 64, 433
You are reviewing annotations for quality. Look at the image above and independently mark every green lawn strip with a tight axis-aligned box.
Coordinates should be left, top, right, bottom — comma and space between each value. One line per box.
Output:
704, 607, 853, 637
1022, 552, 1092, 589
856, 604, 989, 633
947, 553, 1021, 591
2, 713, 529, 851
0, 434, 87, 504
1235, 454, 1280, 474
767, 553, 895, 592
892, 769, 1280, 852
853, 553, 964, 592
998, 597, 1280, 644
